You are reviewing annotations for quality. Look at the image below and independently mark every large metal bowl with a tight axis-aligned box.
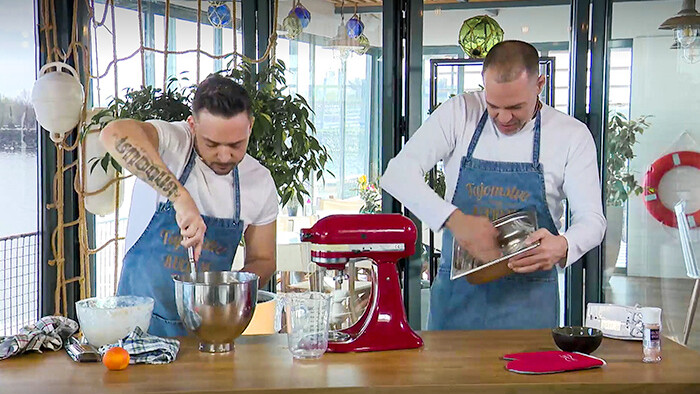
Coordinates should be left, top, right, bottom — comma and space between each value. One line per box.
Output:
173, 271, 259, 353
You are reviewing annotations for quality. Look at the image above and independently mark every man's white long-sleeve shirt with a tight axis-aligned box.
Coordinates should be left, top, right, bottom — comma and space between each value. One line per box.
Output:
380, 92, 606, 266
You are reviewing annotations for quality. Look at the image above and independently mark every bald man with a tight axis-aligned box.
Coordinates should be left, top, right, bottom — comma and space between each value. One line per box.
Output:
381, 40, 606, 330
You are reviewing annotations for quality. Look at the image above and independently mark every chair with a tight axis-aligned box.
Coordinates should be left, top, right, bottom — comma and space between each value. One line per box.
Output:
317, 197, 364, 216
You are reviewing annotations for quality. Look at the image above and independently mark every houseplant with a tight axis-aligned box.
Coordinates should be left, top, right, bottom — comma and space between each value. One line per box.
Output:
85, 60, 331, 208
424, 168, 446, 199
604, 112, 651, 273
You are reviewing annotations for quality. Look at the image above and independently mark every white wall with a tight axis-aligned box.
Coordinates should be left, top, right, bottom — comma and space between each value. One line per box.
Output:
422, 6, 571, 46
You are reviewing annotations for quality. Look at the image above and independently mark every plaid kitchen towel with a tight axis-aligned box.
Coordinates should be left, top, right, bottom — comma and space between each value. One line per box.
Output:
0, 316, 79, 360
99, 326, 179, 364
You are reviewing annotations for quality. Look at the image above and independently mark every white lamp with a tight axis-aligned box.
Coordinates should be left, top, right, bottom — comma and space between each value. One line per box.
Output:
30, 62, 85, 143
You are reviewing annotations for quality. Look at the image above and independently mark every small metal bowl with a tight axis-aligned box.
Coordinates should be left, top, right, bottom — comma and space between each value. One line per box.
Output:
552, 326, 603, 354
492, 210, 538, 255
451, 210, 540, 283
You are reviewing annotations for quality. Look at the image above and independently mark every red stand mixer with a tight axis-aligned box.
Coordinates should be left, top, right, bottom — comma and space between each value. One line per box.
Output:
300, 214, 423, 353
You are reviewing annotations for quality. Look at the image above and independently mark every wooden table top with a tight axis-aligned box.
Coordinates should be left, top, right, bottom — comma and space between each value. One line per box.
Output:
3, 330, 700, 393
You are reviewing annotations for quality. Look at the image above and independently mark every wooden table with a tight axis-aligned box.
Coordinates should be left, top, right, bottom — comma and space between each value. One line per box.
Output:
3, 330, 700, 393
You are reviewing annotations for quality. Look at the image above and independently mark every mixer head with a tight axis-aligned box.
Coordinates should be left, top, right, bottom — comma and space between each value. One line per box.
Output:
300, 214, 417, 270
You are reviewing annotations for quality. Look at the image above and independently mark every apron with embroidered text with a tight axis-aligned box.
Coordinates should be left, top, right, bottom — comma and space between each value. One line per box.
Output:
117, 149, 244, 337
428, 110, 559, 330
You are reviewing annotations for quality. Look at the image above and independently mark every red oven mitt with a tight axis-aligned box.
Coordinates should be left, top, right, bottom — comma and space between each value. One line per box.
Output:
503, 351, 606, 374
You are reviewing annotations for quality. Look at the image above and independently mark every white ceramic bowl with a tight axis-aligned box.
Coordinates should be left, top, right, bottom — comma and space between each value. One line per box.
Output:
75, 296, 154, 347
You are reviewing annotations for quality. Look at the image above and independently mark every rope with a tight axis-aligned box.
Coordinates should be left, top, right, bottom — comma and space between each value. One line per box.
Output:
163, 0, 171, 89
232, 1, 237, 68
90, 0, 102, 104
196, 0, 202, 82
137, 0, 146, 88
109, 0, 119, 99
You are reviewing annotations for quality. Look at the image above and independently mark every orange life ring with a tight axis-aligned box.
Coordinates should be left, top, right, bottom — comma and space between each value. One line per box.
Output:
642, 150, 700, 228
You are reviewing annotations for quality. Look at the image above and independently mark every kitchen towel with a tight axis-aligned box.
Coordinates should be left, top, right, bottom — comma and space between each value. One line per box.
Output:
0, 316, 78, 360
503, 351, 606, 374
99, 326, 180, 364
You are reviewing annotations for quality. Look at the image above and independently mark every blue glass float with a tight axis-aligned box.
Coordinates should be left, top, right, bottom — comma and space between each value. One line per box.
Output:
207, 1, 231, 28
346, 14, 364, 38
293, 2, 311, 28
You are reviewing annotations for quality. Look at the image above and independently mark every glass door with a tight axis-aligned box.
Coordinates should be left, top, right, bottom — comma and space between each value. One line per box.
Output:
420, 1, 574, 329
602, 0, 700, 351
0, 1, 40, 335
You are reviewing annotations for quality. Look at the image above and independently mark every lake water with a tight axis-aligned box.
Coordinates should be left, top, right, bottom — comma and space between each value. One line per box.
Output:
0, 151, 38, 238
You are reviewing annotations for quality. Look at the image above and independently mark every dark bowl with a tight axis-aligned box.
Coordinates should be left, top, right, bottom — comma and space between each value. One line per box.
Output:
552, 326, 603, 354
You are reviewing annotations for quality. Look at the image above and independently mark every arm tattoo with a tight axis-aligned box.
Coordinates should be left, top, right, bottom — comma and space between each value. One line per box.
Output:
115, 137, 181, 199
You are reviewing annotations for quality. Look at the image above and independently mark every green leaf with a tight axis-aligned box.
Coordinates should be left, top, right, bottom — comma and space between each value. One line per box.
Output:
89, 157, 102, 174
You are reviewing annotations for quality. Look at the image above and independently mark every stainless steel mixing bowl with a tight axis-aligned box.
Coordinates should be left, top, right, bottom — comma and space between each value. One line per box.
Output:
173, 271, 259, 353
451, 209, 539, 282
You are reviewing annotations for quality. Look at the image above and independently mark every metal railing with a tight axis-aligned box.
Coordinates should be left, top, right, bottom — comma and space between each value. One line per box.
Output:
0, 216, 126, 336
0, 232, 39, 336
94, 217, 127, 298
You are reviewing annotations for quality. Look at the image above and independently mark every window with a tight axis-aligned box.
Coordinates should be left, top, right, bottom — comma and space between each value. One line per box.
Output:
276, 36, 377, 210
545, 45, 632, 115
0, 1, 39, 335
90, 1, 244, 296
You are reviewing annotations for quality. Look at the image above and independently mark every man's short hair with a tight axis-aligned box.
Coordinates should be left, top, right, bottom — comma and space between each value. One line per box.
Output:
192, 74, 252, 118
482, 40, 540, 83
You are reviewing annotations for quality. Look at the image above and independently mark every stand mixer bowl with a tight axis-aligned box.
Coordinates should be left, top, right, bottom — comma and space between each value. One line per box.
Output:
173, 271, 259, 353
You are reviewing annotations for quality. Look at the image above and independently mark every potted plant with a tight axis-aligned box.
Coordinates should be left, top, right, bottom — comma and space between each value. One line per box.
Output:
424, 168, 446, 199
224, 60, 331, 207
85, 60, 331, 209
604, 112, 651, 275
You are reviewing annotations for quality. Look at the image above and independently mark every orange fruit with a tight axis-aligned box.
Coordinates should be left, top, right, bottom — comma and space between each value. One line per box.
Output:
102, 346, 130, 371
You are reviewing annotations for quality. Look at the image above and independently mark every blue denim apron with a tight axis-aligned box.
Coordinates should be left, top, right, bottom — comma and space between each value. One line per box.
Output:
117, 149, 244, 337
428, 110, 559, 330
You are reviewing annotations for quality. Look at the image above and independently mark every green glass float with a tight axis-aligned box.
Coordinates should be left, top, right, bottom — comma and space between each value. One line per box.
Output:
458, 15, 504, 59
283, 13, 303, 40
353, 34, 370, 55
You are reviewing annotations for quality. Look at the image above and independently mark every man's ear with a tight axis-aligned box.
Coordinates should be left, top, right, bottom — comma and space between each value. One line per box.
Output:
249, 116, 255, 134
187, 115, 196, 135
536, 74, 546, 94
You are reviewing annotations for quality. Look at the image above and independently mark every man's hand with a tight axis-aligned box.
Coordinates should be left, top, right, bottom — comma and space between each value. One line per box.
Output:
507, 229, 568, 273
173, 193, 206, 261
445, 209, 501, 263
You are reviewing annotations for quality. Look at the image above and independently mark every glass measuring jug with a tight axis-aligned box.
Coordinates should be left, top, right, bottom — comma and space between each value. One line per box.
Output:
282, 291, 331, 359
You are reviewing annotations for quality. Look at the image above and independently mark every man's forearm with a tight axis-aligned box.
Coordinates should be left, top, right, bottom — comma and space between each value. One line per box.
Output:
101, 122, 184, 202
242, 258, 275, 289
113, 137, 181, 200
